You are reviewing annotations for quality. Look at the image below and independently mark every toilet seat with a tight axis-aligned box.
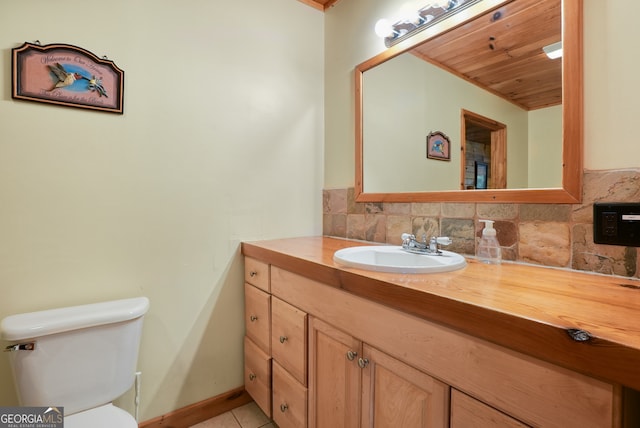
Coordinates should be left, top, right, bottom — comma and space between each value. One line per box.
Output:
65, 403, 137, 428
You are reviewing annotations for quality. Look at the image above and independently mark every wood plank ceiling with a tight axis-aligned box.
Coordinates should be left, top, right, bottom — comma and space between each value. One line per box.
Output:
410, 0, 562, 111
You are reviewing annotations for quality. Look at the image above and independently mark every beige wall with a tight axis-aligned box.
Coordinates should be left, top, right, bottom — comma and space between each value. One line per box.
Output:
363, 52, 532, 192
583, 0, 640, 170
528, 105, 562, 187
325, 0, 640, 189
0, 0, 323, 422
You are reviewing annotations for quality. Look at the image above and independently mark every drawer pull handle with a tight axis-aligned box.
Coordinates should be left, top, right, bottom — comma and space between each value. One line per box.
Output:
249, 373, 256, 381
358, 357, 369, 369
279, 335, 288, 344
250, 271, 257, 277
250, 315, 258, 322
280, 403, 289, 413
346, 350, 358, 361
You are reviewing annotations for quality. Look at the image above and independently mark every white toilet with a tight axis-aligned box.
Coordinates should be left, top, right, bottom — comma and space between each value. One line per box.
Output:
1, 297, 149, 428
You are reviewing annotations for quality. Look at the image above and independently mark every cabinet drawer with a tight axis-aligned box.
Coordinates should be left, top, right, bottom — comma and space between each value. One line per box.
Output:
245, 283, 270, 353
244, 336, 272, 418
271, 296, 308, 385
273, 361, 308, 428
245, 257, 269, 292
451, 389, 530, 428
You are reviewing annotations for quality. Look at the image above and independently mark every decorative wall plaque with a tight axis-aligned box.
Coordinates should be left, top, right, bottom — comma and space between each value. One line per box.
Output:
426, 131, 451, 161
12, 42, 124, 114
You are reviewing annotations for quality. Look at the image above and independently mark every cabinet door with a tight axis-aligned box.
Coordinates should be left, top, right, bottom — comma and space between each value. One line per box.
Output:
245, 283, 271, 353
308, 317, 362, 428
273, 360, 308, 428
361, 344, 450, 428
451, 389, 531, 428
271, 296, 307, 385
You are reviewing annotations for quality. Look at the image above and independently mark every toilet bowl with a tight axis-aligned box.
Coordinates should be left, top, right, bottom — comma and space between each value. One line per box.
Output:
1, 297, 149, 426
65, 403, 137, 428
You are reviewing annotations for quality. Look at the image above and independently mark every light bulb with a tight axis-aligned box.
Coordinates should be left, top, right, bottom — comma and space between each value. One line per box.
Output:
374, 19, 395, 38
398, 3, 421, 25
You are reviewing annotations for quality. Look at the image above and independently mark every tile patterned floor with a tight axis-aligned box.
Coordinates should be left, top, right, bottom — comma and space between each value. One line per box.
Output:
189, 402, 275, 428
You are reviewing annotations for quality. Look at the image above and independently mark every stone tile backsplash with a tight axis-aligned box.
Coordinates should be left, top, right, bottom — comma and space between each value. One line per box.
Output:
323, 169, 640, 278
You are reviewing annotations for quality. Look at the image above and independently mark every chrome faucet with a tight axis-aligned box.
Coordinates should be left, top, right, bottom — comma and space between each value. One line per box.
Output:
401, 233, 452, 255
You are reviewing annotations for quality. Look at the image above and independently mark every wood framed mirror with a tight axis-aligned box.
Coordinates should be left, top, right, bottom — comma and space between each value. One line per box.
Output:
355, 0, 582, 203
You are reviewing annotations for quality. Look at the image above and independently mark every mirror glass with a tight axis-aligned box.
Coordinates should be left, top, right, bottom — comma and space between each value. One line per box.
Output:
356, 0, 583, 203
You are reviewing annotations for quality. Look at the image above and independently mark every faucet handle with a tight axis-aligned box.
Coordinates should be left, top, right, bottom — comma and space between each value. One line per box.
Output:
401, 233, 415, 241
435, 237, 452, 246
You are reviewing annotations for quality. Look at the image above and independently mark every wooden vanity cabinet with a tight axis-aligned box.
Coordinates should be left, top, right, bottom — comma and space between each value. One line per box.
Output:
271, 265, 621, 428
244, 254, 626, 428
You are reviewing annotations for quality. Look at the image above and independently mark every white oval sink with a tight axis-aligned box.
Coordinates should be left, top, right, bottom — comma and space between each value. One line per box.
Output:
333, 245, 466, 274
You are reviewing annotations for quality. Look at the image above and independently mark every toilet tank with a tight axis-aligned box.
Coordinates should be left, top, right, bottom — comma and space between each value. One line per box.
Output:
1, 297, 149, 416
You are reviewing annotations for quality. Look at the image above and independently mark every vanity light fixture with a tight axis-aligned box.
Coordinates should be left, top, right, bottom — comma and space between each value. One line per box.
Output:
374, 0, 481, 47
543, 41, 563, 59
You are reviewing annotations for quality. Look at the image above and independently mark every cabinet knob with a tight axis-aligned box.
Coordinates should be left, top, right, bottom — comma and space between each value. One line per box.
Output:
279, 335, 288, 344
250, 271, 257, 277
358, 357, 369, 368
249, 373, 256, 381
250, 315, 258, 322
346, 350, 358, 361
280, 403, 289, 413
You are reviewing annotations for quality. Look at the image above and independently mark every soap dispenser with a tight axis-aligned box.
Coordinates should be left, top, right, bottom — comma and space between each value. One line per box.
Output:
477, 220, 501, 264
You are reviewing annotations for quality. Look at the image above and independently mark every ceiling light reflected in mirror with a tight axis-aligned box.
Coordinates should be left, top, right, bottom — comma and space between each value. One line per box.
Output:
543, 41, 563, 59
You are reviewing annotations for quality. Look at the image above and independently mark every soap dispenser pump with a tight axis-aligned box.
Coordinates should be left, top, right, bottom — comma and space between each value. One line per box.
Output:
477, 220, 501, 264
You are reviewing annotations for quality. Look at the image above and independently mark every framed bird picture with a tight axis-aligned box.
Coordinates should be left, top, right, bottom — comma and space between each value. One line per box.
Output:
426, 131, 451, 161
11, 42, 124, 114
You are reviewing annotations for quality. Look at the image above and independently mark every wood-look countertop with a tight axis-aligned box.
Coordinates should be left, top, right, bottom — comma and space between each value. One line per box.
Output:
242, 236, 640, 391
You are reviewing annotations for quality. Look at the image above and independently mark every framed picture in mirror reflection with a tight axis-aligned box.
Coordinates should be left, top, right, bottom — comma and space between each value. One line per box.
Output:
426, 131, 450, 161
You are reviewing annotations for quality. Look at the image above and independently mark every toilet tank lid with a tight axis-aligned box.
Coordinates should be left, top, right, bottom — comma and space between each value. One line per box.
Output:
1, 297, 149, 341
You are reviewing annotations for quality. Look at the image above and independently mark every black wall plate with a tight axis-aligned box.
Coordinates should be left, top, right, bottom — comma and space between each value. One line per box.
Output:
593, 203, 640, 247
